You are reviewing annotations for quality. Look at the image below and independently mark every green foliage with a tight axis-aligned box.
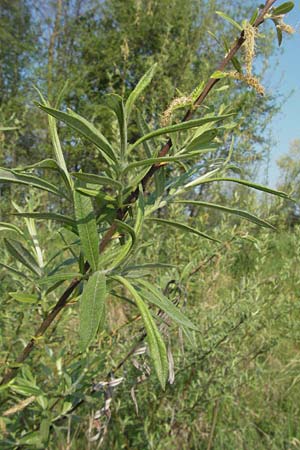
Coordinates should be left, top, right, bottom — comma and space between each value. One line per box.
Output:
0, 0, 297, 448
79, 271, 106, 351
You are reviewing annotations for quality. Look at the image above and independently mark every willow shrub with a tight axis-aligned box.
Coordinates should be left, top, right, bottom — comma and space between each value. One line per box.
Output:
0, 1, 295, 447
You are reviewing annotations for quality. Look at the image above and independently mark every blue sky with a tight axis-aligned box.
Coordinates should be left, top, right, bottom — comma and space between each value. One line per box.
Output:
263, 3, 300, 187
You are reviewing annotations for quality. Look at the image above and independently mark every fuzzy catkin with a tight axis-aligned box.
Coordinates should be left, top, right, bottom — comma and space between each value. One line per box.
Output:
243, 23, 256, 76
227, 71, 265, 96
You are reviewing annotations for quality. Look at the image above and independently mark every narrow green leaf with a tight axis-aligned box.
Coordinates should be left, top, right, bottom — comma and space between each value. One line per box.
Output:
184, 177, 290, 199
80, 271, 106, 350
35, 87, 72, 189
0, 262, 32, 280
72, 172, 122, 190
12, 201, 44, 268
135, 188, 145, 236
103, 94, 127, 159
273, 2, 294, 15
74, 191, 99, 272
275, 20, 283, 46
9, 292, 39, 304
0, 222, 24, 236
13, 212, 75, 227
249, 8, 259, 25
130, 115, 233, 151
4, 239, 42, 277
123, 149, 216, 174
75, 187, 101, 198
174, 200, 276, 229
37, 104, 117, 164
115, 220, 137, 245
14, 158, 62, 172
146, 218, 220, 242
125, 64, 157, 120
113, 276, 168, 389
137, 280, 198, 331
108, 239, 133, 270
0, 126, 19, 131
0, 168, 63, 197
185, 130, 217, 151
211, 71, 228, 79
123, 263, 176, 273
216, 11, 243, 30
39, 272, 82, 285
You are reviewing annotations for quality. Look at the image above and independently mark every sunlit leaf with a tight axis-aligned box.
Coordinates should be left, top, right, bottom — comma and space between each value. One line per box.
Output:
216, 11, 243, 31
4, 239, 42, 277
103, 93, 127, 159
74, 191, 99, 272
273, 2, 294, 15
113, 275, 168, 389
183, 176, 290, 198
13, 212, 75, 227
37, 104, 117, 165
137, 279, 198, 331
146, 218, 220, 242
130, 115, 233, 151
79, 271, 106, 350
123, 148, 216, 174
9, 292, 39, 304
174, 200, 276, 229
0, 222, 24, 237
0, 168, 63, 197
72, 172, 122, 190
125, 64, 157, 120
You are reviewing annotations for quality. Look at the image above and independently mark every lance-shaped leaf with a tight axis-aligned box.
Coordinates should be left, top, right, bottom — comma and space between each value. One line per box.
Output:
4, 239, 42, 277
0, 222, 24, 237
125, 64, 157, 120
216, 11, 243, 31
35, 88, 72, 190
0, 168, 63, 197
185, 129, 218, 152
146, 218, 219, 242
39, 272, 82, 286
174, 200, 276, 229
113, 276, 168, 389
14, 159, 60, 171
37, 104, 117, 165
13, 212, 75, 227
80, 271, 106, 351
129, 114, 233, 151
0, 262, 32, 280
115, 220, 137, 246
273, 2, 294, 15
0, 126, 19, 131
72, 172, 122, 190
106, 193, 144, 270
12, 201, 44, 268
183, 176, 291, 199
123, 148, 216, 174
74, 191, 99, 271
137, 279, 198, 331
103, 94, 127, 159
9, 292, 39, 304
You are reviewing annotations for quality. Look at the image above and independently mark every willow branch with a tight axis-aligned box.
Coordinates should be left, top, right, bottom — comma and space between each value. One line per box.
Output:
0, 0, 277, 386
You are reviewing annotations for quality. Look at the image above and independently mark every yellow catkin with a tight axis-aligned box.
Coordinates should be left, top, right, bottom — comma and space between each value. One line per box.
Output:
243, 22, 256, 76
227, 71, 265, 96
277, 20, 295, 34
161, 96, 191, 126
